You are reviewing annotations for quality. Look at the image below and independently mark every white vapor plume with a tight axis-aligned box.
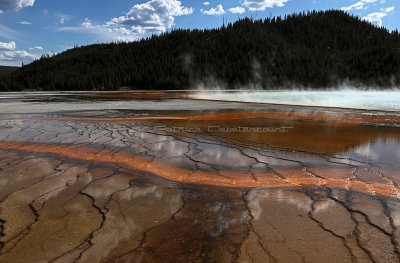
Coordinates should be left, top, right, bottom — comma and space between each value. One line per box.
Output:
192, 89, 400, 111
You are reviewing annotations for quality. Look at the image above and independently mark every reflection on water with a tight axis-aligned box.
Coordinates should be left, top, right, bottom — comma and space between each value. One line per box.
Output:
345, 137, 400, 167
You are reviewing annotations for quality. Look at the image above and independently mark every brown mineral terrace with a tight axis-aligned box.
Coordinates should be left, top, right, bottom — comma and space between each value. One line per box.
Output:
80, 92, 186, 99
0, 141, 399, 199
1, 111, 400, 125
1, 110, 400, 154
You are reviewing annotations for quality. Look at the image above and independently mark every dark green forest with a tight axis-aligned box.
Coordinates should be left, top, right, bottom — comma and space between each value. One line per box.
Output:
0, 66, 18, 78
1, 10, 400, 91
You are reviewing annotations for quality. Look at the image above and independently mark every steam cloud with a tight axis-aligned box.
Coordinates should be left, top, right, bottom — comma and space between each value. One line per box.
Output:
192, 89, 400, 111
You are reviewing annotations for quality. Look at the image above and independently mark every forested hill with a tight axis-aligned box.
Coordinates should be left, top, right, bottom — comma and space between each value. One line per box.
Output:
0, 66, 18, 77
1, 10, 400, 91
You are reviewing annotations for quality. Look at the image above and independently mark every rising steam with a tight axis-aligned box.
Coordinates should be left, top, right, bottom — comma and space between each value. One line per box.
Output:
191, 89, 400, 111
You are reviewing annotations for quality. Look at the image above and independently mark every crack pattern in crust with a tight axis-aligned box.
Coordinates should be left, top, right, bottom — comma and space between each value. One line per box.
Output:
0, 108, 399, 263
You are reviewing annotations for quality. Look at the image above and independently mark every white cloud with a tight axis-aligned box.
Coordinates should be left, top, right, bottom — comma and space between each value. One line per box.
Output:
29, 46, 43, 50
362, 6, 394, 26
0, 41, 16, 50
362, 12, 387, 26
203, 1, 210, 5
201, 4, 225, 15
341, 0, 378, 11
108, 0, 193, 34
229, 6, 245, 14
381, 6, 394, 12
0, 50, 37, 66
341, 2, 365, 10
59, 0, 193, 41
0, 0, 35, 13
56, 13, 73, 25
17, 21, 32, 25
243, 0, 288, 11
341, 0, 395, 27
81, 18, 93, 29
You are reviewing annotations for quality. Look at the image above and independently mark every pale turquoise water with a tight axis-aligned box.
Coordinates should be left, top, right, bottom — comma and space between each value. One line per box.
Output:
193, 90, 400, 111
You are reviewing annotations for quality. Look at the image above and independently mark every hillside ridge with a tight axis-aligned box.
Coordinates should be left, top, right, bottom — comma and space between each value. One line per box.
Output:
1, 10, 400, 91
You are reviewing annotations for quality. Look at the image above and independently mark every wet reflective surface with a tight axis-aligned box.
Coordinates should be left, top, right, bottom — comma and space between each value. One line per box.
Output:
0, 91, 400, 262
192, 90, 400, 111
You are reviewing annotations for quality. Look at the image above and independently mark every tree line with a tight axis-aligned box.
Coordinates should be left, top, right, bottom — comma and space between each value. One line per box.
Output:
1, 10, 400, 91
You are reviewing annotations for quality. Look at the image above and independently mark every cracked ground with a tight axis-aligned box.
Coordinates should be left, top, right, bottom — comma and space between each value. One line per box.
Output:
0, 92, 400, 262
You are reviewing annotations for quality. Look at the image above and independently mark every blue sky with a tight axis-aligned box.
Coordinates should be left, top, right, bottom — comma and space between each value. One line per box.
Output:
0, 0, 398, 66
